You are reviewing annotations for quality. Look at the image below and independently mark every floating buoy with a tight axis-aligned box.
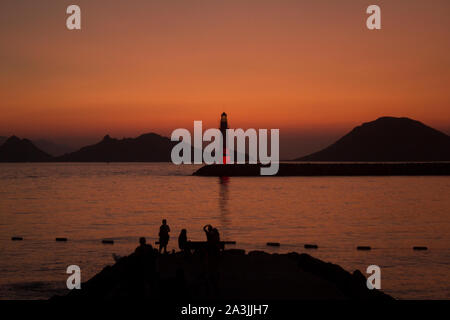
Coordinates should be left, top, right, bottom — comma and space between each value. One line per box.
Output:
102, 240, 114, 244
11, 237, 23, 241
304, 244, 318, 249
357, 246, 371, 251
56, 237, 68, 242
413, 246, 428, 251
267, 242, 280, 247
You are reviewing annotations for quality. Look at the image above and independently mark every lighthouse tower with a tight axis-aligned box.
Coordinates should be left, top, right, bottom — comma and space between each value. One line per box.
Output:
220, 112, 229, 164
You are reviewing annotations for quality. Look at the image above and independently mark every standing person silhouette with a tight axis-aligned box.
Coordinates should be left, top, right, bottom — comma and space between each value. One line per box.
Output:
203, 224, 213, 242
203, 225, 221, 295
203, 224, 222, 255
159, 219, 170, 254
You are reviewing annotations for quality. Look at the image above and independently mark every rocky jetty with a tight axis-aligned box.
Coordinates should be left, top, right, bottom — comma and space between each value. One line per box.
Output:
54, 250, 393, 300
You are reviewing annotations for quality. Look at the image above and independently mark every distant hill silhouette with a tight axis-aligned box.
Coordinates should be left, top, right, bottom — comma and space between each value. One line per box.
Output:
0, 136, 74, 156
33, 139, 75, 157
55, 133, 177, 162
0, 136, 51, 162
297, 117, 450, 161
0, 136, 6, 144
0, 136, 7, 146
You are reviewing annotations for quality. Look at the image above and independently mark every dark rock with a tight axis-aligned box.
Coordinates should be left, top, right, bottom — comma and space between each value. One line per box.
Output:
248, 250, 270, 257
352, 270, 368, 288
295, 253, 392, 300
223, 249, 246, 256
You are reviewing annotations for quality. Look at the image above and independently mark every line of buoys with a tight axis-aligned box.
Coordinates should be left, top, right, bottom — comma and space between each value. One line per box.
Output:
7, 237, 431, 252
266, 242, 280, 247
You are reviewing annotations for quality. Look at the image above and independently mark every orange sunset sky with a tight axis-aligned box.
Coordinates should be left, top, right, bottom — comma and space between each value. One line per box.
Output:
1, 0, 449, 158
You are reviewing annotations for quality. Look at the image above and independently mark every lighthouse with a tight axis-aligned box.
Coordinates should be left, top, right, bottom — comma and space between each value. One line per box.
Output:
220, 112, 229, 164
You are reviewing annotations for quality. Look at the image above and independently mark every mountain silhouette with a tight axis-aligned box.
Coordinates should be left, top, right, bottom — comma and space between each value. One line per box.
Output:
0, 136, 51, 162
297, 117, 450, 161
0, 136, 7, 146
33, 139, 75, 157
55, 133, 177, 162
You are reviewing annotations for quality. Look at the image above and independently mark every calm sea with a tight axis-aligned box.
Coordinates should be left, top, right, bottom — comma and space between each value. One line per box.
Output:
0, 163, 449, 299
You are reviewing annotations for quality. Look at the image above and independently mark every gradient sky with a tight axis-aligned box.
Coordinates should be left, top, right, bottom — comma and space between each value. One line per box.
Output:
1, 0, 449, 158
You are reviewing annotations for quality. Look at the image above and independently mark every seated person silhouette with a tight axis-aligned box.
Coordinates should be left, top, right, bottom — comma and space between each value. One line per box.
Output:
211, 227, 221, 253
159, 219, 170, 254
134, 237, 156, 296
135, 237, 154, 256
212, 228, 220, 244
178, 229, 190, 254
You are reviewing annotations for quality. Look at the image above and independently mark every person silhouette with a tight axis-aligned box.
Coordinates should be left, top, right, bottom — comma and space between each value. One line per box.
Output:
135, 237, 154, 256
202, 226, 221, 295
134, 237, 156, 297
159, 219, 170, 254
203, 224, 222, 254
211, 227, 220, 250
203, 224, 213, 242
178, 229, 189, 254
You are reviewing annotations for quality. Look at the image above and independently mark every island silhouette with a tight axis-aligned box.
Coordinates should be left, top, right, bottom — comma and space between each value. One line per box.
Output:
297, 117, 450, 162
0, 136, 51, 162
55, 133, 177, 162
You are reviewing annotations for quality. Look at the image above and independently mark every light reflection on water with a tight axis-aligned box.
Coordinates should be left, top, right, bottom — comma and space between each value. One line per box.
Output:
0, 163, 449, 299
